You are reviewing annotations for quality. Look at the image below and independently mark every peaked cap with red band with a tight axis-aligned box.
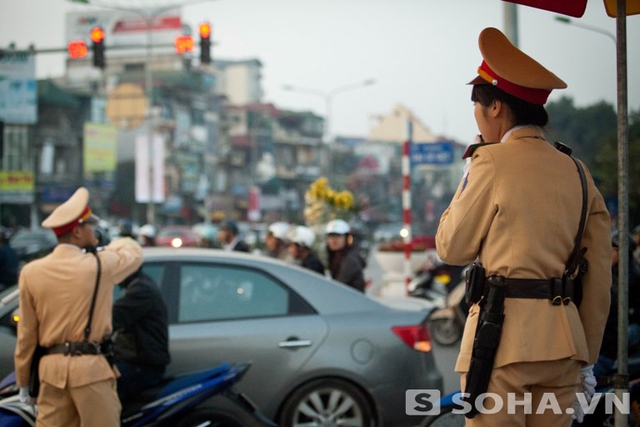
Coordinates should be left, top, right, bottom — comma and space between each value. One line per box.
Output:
41, 187, 100, 236
468, 27, 567, 105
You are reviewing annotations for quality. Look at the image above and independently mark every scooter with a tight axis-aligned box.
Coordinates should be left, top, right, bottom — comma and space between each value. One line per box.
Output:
408, 262, 465, 309
427, 277, 468, 347
0, 362, 277, 427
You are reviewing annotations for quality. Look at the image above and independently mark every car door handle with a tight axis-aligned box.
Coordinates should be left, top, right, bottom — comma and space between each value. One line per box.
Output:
278, 339, 312, 349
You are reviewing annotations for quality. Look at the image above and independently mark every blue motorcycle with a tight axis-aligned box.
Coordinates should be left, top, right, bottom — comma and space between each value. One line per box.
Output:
421, 354, 640, 427
0, 362, 276, 427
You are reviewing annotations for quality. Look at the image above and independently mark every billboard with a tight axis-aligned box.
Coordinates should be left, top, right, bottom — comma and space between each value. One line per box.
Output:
83, 122, 118, 176
135, 133, 165, 203
0, 52, 37, 124
0, 171, 35, 203
65, 9, 182, 57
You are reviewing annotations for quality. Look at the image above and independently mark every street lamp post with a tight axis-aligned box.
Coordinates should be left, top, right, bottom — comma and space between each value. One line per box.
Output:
282, 78, 376, 179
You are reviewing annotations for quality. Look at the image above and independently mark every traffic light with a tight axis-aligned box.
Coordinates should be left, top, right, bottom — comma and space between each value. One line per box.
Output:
199, 22, 211, 64
67, 40, 88, 59
174, 35, 195, 54
90, 26, 106, 69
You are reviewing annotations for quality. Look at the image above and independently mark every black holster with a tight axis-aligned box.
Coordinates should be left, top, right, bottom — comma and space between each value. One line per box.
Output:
100, 334, 116, 367
28, 344, 47, 398
464, 275, 506, 419
464, 262, 486, 305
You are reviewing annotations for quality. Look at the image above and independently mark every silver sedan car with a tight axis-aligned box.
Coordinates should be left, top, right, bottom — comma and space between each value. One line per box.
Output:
0, 247, 443, 426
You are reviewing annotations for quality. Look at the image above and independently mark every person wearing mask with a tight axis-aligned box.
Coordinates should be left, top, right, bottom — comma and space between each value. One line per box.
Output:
138, 224, 157, 247
112, 267, 170, 401
218, 220, 250, 252
287, 225, 325, 275
325, 219, 366, 292
14, 187, 143, 426
265, 222, 293, 262
435, 28, 611, 425
0, 226, 19, 291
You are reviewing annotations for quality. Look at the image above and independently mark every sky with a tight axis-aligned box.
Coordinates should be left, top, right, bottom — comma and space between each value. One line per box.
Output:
1, 0, 639, 144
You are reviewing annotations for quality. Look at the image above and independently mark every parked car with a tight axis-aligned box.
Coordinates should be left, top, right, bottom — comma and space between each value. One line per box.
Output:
156, 225, 200, 248
8, 228, 57, 266
0, 248, 443, 426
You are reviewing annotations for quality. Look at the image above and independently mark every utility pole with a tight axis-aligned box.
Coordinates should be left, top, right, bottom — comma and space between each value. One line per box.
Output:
503, 2, 519, 47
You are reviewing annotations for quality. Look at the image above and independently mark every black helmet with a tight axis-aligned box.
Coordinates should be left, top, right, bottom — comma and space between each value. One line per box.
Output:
611, 230, 637, 254
119, 220, 134, 238
220, 220, 239, 236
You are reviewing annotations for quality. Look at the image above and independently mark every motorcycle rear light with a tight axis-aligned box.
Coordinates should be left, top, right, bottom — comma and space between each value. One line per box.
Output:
391, 325, 432, 352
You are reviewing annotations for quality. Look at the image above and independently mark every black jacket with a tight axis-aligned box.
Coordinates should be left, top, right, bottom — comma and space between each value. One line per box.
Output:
599, 259, 640, 359
113, 272, 171, 369
329, 247, 366, 292
232, 240, 250, 253
301, 252, 325, 276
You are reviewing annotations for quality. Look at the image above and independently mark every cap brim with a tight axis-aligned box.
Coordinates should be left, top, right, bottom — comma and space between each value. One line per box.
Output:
468, 75, 489, 86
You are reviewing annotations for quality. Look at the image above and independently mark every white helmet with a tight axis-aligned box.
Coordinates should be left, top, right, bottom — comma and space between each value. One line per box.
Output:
268, 222, 290, 240
325, 219, 350, 235
139, 224, 156, 238
288, 226, 316, 248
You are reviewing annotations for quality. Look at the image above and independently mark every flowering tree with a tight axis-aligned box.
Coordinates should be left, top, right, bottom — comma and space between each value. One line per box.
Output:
304, 177, 357, 226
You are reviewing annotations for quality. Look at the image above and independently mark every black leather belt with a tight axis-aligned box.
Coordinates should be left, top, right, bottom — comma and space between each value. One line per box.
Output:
46, 341, 102, 356
490, 276, 575, 306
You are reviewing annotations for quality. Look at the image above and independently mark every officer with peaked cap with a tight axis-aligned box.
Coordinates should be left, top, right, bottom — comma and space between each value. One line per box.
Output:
436, 28, 611, 426
14, 187, 143, 426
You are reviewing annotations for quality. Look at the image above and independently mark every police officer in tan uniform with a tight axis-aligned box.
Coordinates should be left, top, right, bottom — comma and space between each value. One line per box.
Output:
14, 187, 143, 426
436, 28, 611, 426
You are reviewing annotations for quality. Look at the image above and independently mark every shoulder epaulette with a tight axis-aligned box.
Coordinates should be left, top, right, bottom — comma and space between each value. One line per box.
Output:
462, 142, 500, 159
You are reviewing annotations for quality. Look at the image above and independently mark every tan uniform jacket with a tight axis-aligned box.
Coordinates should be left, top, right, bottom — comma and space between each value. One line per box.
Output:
14, 238, 143, 389
435, 126, 611, 372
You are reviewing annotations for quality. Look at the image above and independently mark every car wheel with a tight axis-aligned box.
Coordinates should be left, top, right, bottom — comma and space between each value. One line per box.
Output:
430, 318, 462, 346
175, 395, 266, 427
279, 379, 374, 427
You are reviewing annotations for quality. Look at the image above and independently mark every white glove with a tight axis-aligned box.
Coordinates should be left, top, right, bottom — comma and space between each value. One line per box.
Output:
579, 365, 597, 399
19, 386, 36, 405
571, 364, 597, 423
572, 397, 586, 423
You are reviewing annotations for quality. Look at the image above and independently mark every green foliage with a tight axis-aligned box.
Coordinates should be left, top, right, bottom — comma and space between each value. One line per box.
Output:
546, 96, 617, 167
593, 109, 640, 225
546, 96, 640, 226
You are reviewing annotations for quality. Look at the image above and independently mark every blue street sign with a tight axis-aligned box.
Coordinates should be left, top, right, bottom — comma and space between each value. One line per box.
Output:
410, 141, 454, 165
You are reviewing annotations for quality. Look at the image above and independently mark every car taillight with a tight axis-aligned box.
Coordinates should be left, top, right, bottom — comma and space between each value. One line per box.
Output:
392, 325, 432, 352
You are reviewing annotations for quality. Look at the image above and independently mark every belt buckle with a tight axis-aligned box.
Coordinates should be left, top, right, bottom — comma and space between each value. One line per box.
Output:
63, 342, 72, 356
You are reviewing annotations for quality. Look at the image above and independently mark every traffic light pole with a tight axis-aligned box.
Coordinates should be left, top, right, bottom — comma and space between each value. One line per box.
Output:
145, 15, 155, 225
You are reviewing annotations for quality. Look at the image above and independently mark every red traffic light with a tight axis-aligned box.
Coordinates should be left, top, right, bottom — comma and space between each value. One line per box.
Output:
199, 22, 211, 39
174, 35, 195, 54
68, 40, 88, 59
90, 26, 106, 44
